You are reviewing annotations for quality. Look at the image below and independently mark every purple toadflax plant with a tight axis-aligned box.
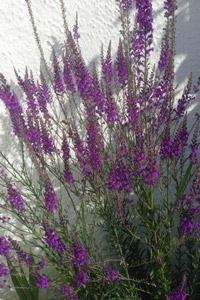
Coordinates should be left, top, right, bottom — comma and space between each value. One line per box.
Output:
0, 0, 200, 299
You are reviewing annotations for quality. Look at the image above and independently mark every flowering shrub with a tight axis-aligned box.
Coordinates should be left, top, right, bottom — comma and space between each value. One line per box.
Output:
0, 0, 200, 299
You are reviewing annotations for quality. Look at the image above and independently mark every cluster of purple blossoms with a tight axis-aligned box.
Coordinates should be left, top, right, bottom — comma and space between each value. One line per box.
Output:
43, 218, 66, 254
102, 265, 120, 283
71, 234, 89, 268
71, 234, 89, 290
189, 122, 199, 165
0, 73, 26, 138
63, 49, 76, 93
131, 0, 153, 69
70, 124, 92, 177
108, 155, 132, 194
73, 13, 80, 40
52, 48, 65, 95
62, 131, 74, 185
92, 63, 105, 115
160, 117, 188, 161
174, 74, 195, 120
0, 262, 12, 289
178, 165, 200, 237
104, 79, 118, 127
5, 180, 25, 213
44, 175, 58, 215
164, 0, 177, 18
26, 110, 41, 154
85, 110, 103, 172
115, 0, 133, 13
0, 236, 12, 257
166, 276, 187, 300
0, 263, 10, 278
40, 118, 56, 156
75, 269, 88, 289
68, 33, 94, 101
60, 285, 79, 300
101, 42, 113, 83
8, 238, 32, 265
116, 38, 128, 89
34, 269, 49, 288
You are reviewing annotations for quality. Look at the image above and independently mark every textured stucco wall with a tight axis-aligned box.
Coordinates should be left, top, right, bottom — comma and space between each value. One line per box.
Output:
0, 0, 200, 299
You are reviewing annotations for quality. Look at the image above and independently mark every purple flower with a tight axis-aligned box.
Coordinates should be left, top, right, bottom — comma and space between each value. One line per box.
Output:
189, 122, 200, 165
174, 74, 195, 119
71, 123, 92, 177
71, 234, 89, 268
63, 49, 76, 93
52, 48, 65, 95
43, 218, 65, 254
115, 0, 133, 13
34, 270, 49, 288
73, 12, 80, 40
0, 73, 26, 137
37, 259, 46, 271
166, 275, 187, 300
62, 131, 74, 185
8, 238, 32, 265
60, 285, 79, 300
44, 174, 58, 215
68, 33, 94, 101
86, 110, 103, 172
5, 180, 25, 213
91, 63, 105, 115
0, 237, 12, 257
26, 110, 41, 154
0, 263, 10, 278
101, 41, 113, 83
164, 0, 177, 18
131, 0, 153, 67
40, 118, 56, 156
116, 38, 128, 89
75, 269, 88, 289
36, 70, 52, 125
102, 265, 120, 283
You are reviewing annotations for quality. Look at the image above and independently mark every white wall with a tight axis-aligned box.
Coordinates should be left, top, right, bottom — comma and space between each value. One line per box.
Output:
0, 0, 200, 299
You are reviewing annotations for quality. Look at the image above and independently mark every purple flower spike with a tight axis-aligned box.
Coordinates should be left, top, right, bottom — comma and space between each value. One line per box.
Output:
43, 218, 65, 254
34, 270, 49, 288
116, 38, 128, 89
166, 275, 187, 300
73, 12, 80, 40
4, 178, 26, 213
0, 236, 12, 257
75, 268, 88, 289
115, 0, 133, 13
52, 48, 65, 95
0, 73, 26, 138
44, 174, 58, 215
101, 41, 113, 83
71, 234, 89, 268
0, 263, 10, 278
62, 131, 74, 185
8, 238, 32, 265
164, 0, 177, 19
63, 48, 76, 93
102, 264, 120, 283
60, 285, 79, 300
